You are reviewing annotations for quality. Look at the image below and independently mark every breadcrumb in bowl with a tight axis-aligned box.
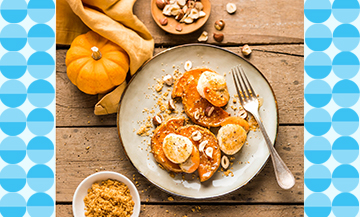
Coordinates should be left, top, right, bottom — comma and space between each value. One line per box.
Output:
73, 171, 140, 217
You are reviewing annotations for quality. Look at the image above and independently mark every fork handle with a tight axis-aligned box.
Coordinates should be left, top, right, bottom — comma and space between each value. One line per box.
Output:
252, 112, 296, 189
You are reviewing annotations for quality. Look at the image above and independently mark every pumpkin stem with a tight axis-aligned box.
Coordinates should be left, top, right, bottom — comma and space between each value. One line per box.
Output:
91, 46, 102, 60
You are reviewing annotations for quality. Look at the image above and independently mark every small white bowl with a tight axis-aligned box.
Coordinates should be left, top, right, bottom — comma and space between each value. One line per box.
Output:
72, 171, 141, 217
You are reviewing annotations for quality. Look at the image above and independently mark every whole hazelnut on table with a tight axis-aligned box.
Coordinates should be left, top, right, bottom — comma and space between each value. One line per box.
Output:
213, 33, 224, 42
214, 19, 225, 31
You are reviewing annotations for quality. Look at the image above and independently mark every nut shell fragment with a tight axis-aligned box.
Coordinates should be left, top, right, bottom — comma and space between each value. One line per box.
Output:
226, 3, 237, 14
168, 99, 176, 111
184, 60, 193, 71
189, 8, 199, 19
163, 74, 173, 86
238, 109, 247, 119
153, 115, 163, 127
184, 16, 194, 24
177, 0, 187, 7
221, 155, 230, 170
195, 2, 204, 11
205, 147, 213, 158
205, 106, 215, 117
191, 131, 202, 141
198, 31, 209, 42
199, 140, 208, 152
242, 44, 252, 56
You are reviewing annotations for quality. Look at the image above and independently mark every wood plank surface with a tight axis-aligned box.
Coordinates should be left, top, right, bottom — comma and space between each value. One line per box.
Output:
57, 204, 304, 217
133, 0, 304, 45
56, 45, 303, 127
56, 126, 303, 203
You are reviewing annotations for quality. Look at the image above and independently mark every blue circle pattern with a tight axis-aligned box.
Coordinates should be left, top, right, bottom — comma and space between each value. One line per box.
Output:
332, 136, 359, 164
28, 24, 55, 51
27, 52, 55, 79
0, 108, 26, 136
0, 80, 27, 108
0, 137, 26, 164
305, 165, 332, 192
305, 80, 332, 108
305, 108, 331, 136
332, 108, 359, 136
305, 1, 360, 215
333, 24, 360, 51
27, 193, 54, 217
0, 2, 55, 216
332, 0, 360, 23
27, 108, 54, 136
27, 165, 54, 192
0, 193, 26, 217
332, 52, 359, 79
0, 24, 27, 51
0, 165, 26, 192
28, 0, 55, 24
332, 80, 360, 107
332, 165, 359, 192
0, 52, 27, 79
305, 52, 332, 79
27, 136, 54, 164
305, 193, 332, 217
332, 193, 359, 217
305, 24, 332, 51
28, 80, 55, 107
0, 0, 27, 24
305, 137, 331, 164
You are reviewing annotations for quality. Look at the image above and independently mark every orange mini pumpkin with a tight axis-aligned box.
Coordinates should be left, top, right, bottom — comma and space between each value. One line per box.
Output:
65, 31, 130, 95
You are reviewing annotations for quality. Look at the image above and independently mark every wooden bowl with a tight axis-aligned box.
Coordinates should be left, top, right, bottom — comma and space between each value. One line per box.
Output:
151, 0, 211, 35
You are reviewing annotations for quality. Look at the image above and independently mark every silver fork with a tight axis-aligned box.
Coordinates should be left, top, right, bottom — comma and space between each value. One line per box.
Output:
231, 65, 295, 190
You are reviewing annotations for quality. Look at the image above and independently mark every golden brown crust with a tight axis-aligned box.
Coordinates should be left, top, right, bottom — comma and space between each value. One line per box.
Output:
176, 125, 221, 182
172, 68, 230, 127
220, 116, 250, 132
151, 117, 185, 173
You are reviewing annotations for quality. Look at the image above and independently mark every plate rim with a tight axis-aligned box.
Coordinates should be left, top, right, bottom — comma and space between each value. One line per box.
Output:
117, 43, 279, 199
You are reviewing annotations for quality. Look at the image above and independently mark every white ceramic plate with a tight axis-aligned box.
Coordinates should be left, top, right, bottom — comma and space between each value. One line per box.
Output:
117, 44, 278, 199
72, 171, 141, 217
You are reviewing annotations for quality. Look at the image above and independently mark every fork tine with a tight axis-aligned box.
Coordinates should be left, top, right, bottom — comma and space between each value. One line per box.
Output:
239, 66, 257, 98
234, 66, 248, 102
237, 66, 251, 100
231, 68, 244, 105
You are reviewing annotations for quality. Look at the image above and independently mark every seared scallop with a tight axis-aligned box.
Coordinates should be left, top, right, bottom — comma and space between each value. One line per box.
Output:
217, 124, 247, 155
162, 133, 193, 164
196, 71, 230, 107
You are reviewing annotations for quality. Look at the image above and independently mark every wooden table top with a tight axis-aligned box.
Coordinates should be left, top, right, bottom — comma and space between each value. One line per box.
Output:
56, 0, 304, 216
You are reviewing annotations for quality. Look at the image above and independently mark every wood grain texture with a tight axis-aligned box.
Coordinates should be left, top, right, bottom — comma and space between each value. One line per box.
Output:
57, 204, 304, 217
134, 0, 304, 45
56, 45, 303, 127
56, 126, 303, 203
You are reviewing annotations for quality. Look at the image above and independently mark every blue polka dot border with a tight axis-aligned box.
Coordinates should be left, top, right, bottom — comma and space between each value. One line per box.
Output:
305, 0, 360, 216
0, 0, 55, 216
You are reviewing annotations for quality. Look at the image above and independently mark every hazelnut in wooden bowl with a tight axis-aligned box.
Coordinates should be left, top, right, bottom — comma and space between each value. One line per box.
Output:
151, 0, 211, 35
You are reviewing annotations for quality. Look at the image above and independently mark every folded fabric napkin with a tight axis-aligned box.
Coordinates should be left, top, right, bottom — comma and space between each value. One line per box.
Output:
56, 0, 154, 115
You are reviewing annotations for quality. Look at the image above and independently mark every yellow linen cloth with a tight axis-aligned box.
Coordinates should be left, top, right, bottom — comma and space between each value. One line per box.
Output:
56, 0, 154, 115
